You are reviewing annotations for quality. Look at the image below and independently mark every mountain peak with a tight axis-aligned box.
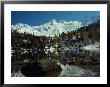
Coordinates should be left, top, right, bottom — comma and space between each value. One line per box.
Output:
12, 19, 88, 37
50, 19, 57, 25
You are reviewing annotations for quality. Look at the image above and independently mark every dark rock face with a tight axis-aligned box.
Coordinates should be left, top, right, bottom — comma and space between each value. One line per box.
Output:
21, 63, 46, 77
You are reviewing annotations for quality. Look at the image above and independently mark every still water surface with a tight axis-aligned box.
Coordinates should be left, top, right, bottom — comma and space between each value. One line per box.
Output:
11, 46, 100, 77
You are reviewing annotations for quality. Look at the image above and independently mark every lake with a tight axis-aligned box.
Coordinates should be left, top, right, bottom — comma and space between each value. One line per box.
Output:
11, 45, 100, 77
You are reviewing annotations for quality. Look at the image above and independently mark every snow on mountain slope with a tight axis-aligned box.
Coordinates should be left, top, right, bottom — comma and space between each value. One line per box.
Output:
11, 19, 82, 37
83, 42, 100, 52
11, 16, 100, 37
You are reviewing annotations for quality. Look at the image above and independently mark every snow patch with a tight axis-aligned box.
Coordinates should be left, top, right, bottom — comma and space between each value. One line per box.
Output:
11, 71, 25, 77
83, 42, 100, 52
59, 64, 98, 77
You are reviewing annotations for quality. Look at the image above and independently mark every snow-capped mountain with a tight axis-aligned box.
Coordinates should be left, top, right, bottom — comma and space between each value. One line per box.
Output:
11, 19, 83, 37
11, 19, 91, 37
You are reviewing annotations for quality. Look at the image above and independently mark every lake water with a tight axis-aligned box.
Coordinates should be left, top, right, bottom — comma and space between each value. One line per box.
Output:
11, 45, 100, 77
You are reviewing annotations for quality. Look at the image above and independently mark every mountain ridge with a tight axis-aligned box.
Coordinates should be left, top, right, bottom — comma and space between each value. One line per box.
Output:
11, 18, 98, 37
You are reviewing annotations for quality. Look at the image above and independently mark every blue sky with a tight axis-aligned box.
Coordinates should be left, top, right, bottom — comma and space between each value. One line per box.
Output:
11, 11, 100, 26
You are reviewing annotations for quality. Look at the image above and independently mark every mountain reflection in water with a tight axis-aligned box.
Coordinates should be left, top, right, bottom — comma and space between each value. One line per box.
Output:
11, 48, 100, 77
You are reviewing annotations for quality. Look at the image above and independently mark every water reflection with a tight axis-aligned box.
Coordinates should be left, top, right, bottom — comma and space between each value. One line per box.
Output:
11, 46, 100, 77
59, 64, 99, 77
